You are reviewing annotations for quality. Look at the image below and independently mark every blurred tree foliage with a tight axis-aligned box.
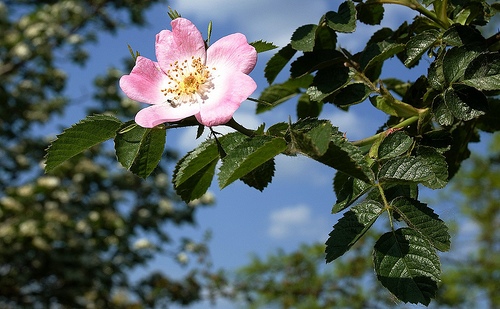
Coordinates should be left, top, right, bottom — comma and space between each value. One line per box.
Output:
225, 133, 500, 308
0, 1, 220, 307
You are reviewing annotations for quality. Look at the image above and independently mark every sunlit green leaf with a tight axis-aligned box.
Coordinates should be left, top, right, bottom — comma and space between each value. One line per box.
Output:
378, 131, 413, 160
250, 40, 278, 53
415, 146, 448, 189
326, 200, 384, 262
378, 156, 434, 184
45, 114, 122, 172
373, 228, 440, 305
404, 29, 440, 67
218, 136, 287, 189
442, 46, 481, 84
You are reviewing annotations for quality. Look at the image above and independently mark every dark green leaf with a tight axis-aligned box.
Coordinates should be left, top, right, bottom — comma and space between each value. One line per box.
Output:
356, 2, 384, 25
45, 114, 122, 172
443, 85, 487, 121
249, 40, 278, 53
442, 24, 485, 46
360, 41, 405, 73
461, 53, 500, 90
373, 228, 441, 305
291, 24, 317, 52
433, 94, 454, 126
296, 94, 323, 119
240, 158, 275, 191
218, 136, 287, 189
296, 125, 374, 183
378, 156, 434, 184
307, 65, 350, 102
290, 50, 345, 78
324, 1, 356, 33
314, 24, 338, 50
391, 197, 450, 251
442, 46, 482, 84
331, 83, 372, 107
332, 171, 372, 213
115, 122, 166, 178
257, 75, 314, 113
173, 138, 220, 202
325, 200, 384, 262
404, 29, 440, 67
264, 44, 297, 84
378, 131, 413, 160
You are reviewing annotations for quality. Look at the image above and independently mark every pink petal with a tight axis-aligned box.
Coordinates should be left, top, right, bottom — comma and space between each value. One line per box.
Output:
135, 103, 201, 128
119, 56, 168, 105
155, 18, 206, 71
196, 71, 257, 127
206, 33, 257, 74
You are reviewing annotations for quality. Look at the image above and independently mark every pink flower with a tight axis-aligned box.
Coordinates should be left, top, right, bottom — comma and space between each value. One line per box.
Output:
119, 18, 257, 128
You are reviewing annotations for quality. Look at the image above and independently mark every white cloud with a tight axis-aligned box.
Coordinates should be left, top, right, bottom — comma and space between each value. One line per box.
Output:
171, 0, 329, 47
268, 204, 329, 240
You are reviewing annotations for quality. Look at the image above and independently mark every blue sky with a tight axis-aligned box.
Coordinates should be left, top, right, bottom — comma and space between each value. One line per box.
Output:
51, 0, 494, 307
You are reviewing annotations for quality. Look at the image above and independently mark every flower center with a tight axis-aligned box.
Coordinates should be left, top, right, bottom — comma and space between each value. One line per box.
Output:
161, 56, 216, 107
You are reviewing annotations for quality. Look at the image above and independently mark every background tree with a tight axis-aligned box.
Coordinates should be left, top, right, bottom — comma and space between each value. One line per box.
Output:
0, 1, 219, 307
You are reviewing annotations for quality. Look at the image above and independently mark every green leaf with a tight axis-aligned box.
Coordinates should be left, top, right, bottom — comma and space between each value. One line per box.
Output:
356, 2, 384, 25
442, 85, 487, 121
296, 93, 323, 119
442, 46, 482, 84
307, 65, 350, 102
173, 138, 220, 202
290, 50, 345, 78
378, 156, 434, 184
378, 131, 413, 160
257, 75, 314, 113
331, 83, 372, 107
360, 41, 405, 73
249, 40, 278, 53
294, 123, 374, 183
415, 146, 448, 189
240, 158, 275, 191
442, 24, 485, 46
391, 197, 450, 251
45, 114, 122, 172
332, 172, 372, 213
369, 85, 421, 117
325, 200, 384, 262
114, 122, 166, 178
291, 24, 317, 52
404, 29, 440, 67
218, 136, 287, 189
373, 228, 441, 305
461, 53, 500, 91
290, 119, 335, 156
313, 23, 338, 50
324, 1, 356, 33
264, 44, 297, 84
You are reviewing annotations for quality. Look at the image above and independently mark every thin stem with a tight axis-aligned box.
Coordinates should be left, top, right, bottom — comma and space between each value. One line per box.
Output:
352, 115, 419, 147
225, 118, 256, 137
377, 183, 394, 229
369, 0, 449, 29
